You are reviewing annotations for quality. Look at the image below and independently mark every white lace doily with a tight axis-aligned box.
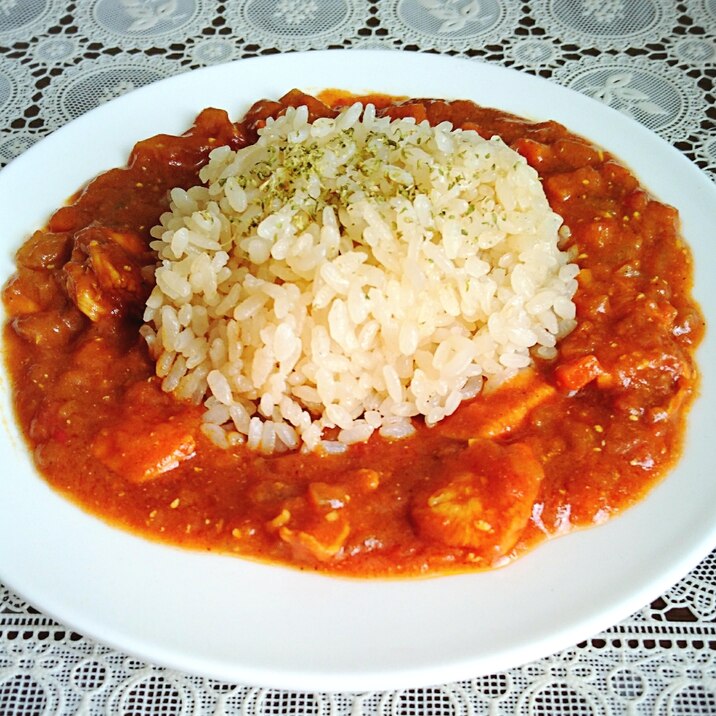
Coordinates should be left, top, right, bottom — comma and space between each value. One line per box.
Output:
74, 0, 210, 50
379, 0, 522, 51
229, 0, 371, 52
42, 54, 175, 124
530, 0, 679, 50
1, 1, 715, 714
552, 55, 706, 143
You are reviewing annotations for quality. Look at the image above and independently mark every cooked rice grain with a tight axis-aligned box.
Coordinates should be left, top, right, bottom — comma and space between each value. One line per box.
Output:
144, 103, 578, 452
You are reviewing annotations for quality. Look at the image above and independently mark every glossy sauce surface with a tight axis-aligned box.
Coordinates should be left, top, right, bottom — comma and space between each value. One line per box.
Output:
1, 91, 703, 576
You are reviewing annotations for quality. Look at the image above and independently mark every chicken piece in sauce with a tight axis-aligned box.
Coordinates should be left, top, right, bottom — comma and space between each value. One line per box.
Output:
63, 225, 152, 321
411, 440, 544, 562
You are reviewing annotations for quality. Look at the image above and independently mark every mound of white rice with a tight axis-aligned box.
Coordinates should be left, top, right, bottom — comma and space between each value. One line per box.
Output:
141, 102, 578, 453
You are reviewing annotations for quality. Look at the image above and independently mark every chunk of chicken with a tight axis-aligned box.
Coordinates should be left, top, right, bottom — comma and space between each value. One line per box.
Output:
2, 268, 63, 317
438, 369, 556, 441
278, 519, 351, 563
62, 225, 150, 321
269, 504, 351, 562
264, 469, 384, 564
267, 481, 354, 562
15, 230, 72, 271
411, 440, 543, 562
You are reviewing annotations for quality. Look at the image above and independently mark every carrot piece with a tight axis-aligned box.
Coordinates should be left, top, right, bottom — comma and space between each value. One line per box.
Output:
278, 89, 335, 119
381, 102, 428, 123
554, 354, 604, 393
93, 412, 197, 483
460, 121, 489, 139
318, 90, 403, 110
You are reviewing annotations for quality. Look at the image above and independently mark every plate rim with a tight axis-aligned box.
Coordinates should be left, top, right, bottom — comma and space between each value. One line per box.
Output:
1, 49, 715, 692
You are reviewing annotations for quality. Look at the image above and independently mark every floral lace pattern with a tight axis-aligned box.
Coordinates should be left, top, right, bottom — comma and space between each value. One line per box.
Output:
0, 0, 54, 41
552, 55, 707, 143
1, 1, 715, 713
380, 0, 521, 50
42, 55, 174, 124
530, 0, 678, 49
229, 0, 370, 52
74, 0, 209, 49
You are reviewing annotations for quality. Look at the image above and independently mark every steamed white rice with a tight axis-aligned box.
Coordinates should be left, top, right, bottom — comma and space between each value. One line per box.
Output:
141, 102, 578, 453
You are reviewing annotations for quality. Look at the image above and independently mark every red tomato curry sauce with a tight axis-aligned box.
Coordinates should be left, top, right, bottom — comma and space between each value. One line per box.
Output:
1, 90, 704, 576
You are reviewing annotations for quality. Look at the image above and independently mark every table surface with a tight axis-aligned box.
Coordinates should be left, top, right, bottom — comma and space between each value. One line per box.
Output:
1, 1, 715, 714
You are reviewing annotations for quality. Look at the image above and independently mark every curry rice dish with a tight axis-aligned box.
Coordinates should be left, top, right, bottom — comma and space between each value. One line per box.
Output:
1, 90, 704, 576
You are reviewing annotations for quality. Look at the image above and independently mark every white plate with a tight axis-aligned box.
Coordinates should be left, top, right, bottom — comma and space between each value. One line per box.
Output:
1, 50, 714, 692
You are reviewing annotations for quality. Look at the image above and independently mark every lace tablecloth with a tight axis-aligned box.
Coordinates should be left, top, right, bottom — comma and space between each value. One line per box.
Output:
1, 1, 715, 714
